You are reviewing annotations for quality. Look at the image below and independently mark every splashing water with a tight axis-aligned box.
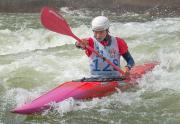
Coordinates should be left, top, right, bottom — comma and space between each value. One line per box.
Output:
0, 9, 180, 124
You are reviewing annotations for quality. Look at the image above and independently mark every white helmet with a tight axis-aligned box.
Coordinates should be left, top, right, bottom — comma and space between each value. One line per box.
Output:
91, 16, 110, 31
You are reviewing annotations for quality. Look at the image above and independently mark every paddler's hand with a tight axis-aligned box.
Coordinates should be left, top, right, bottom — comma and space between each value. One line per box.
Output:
75, 39, 88, 49
122, 66, 130, 77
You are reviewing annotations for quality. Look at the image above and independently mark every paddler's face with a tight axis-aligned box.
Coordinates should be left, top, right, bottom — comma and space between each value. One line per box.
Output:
93, 30, 107, 42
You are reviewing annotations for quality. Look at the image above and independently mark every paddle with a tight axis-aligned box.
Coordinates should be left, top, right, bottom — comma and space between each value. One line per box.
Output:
40, 7, 125, 76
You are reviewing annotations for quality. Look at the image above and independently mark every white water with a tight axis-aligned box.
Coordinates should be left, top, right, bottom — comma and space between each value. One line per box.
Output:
0, 11, 180, 124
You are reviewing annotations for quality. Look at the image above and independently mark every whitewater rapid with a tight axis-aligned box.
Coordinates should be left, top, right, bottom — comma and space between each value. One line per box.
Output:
0, 9, 180, 124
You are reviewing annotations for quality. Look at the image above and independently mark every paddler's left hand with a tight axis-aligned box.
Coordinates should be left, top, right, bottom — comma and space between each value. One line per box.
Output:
122, 66, 130, 77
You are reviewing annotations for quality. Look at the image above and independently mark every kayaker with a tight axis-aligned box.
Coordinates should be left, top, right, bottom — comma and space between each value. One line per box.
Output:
75, 16, 135, 78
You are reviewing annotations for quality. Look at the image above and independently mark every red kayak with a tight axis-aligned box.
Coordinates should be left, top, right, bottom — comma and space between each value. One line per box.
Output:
11, 62, 157, 114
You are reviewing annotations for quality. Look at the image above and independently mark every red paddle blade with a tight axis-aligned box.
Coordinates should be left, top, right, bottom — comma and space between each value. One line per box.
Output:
41, 7, 74, 37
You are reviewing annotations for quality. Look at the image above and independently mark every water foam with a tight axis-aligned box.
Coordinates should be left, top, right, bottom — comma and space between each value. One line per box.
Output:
0, 13, 180, 118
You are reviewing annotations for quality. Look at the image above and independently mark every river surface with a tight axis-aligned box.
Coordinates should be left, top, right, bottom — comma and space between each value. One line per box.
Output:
0, 7, 180, 124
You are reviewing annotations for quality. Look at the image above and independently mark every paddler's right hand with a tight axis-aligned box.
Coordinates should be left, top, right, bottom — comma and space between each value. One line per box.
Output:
75, 39, 88, 49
